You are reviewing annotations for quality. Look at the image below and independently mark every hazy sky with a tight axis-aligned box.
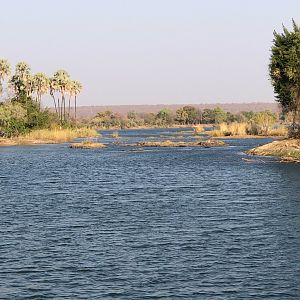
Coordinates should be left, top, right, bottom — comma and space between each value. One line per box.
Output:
1, 0, 300, 105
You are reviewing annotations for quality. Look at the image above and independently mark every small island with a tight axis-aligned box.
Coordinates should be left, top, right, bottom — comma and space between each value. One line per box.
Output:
135, 139, 227, 148
247, 139, 300, 163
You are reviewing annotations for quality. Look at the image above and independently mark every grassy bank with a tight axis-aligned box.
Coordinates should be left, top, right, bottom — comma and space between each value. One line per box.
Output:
0, 128, 99, 146
208, 122, 288, 138
247, 139, 300, 162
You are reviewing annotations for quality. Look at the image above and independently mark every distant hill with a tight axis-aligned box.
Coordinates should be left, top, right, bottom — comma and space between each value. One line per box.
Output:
54, 102, 280, 119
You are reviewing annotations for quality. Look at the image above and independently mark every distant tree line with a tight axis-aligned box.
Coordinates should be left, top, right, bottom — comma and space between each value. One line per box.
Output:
90, 106, 279, 129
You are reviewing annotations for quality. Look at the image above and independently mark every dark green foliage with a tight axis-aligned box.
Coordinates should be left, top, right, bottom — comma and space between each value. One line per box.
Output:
201, 107, 227, 124
269, 20, 300, 137
0, 95, 57, 137
175, 106, 200, 124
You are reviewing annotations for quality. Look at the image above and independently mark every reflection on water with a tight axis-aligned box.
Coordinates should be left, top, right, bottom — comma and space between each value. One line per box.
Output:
0, 128, 299, 299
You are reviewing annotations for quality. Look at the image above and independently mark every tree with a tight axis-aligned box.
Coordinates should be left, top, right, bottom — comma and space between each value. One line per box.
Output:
0, 59, 11, 97
33, 73, 49, 107
213, 107, 227, 124
72, 80, 82, 122
176, 107, 188, 124
9, 62, 33, 99
182, 106, 199, 124
156, 108, 173, 126
269, 20, 300, 137
53, 70, 70, 123
254, 110, 277, 135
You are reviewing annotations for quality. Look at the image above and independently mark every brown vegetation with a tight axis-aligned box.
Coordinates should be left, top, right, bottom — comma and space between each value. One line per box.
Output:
135, 139, 227, 148
0, 128, 98, 146
247, 139, 300, 162
70, 140, 106, 149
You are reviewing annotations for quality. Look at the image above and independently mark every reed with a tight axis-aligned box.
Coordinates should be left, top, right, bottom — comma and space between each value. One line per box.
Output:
18, 128, 99, 143
194, 125, 204, 135
268, 127, 288, 137
209, 122, 248, 137
111, 131, 120, 138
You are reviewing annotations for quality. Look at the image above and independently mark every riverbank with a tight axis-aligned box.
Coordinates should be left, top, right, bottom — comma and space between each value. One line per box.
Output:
0, 128, 98, 146
247, 139, 300, 163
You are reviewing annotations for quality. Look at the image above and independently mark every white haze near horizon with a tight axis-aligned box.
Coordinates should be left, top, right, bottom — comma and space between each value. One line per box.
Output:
1, 0, 300, 106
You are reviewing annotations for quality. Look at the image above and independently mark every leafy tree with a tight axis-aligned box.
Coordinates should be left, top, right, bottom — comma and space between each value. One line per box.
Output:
183, 106, 199, 124
0, 101, 27, 137
253, 110, 277, 135
269, 20, 300, 137
127, 111, 137, 120
201, 107, 227, 124
176, 107, 189, 124
213, 107, 227, 124
9, 62, 33, 98
156, 108, 173, 126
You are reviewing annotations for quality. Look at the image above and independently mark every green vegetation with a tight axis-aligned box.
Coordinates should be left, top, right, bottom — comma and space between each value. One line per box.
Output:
0, 59, 87, 142
270, 20, 300, 138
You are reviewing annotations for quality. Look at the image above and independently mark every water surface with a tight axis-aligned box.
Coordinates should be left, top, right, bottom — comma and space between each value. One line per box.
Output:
0, 128, 300, 299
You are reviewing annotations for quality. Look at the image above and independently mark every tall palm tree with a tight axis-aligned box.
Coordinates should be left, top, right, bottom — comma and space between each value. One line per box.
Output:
0, 59, 11, 97
72, 80, 82, 123
53, 70, 70, 124
10, 62, 32, 98
49, 77, 59, 115
33, 73, 49, 108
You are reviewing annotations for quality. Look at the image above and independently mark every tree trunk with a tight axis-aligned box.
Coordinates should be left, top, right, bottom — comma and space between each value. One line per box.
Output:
75, 95, 77, 125
50, 91, 58, 115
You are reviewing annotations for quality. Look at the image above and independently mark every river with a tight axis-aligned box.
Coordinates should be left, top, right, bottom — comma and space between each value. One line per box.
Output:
0, 128, 299, 299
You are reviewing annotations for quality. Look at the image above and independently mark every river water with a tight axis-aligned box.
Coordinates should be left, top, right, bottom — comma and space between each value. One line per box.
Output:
0, 128, 299, 299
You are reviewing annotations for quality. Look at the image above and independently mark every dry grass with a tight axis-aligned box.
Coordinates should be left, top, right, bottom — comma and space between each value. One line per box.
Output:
194, 125, 205, 135
111, 131, 120, 139
0, 128, 99, 146
22, 128, 98, 143
136, 139, 227, 147
209, 122, 248, 137
209, 123, 288, 138
70, 140, 106, 149
268, 127, 288, 137
247, 139, 300, 162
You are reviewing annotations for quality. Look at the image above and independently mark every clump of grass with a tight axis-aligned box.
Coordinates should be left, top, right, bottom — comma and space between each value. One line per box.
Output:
17, 127, 99, 143
70, 141, 106, 149
194, 125, 204, 135
111, 131, 119, 139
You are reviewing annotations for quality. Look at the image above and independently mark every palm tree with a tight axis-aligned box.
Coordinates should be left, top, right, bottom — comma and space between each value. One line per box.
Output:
0, 59, 11, 97
72, 80, 82, 122
53, 70, 70, 124
33, 73, 49, 108
49, 77, 59, 115
10, 62, 32, 98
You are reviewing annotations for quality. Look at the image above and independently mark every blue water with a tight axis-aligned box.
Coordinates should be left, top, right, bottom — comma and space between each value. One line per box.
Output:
0, 128, 300, 299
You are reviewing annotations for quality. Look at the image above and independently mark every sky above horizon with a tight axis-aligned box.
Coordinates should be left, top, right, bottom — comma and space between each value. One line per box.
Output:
1, 0, 300, 106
